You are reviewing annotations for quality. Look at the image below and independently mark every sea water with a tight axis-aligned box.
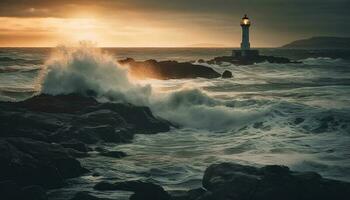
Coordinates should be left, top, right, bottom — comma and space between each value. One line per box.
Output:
1, 47, 350, 199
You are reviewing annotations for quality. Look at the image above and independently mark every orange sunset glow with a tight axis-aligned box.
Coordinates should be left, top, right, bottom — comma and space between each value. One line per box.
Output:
1, 1, 350, 200
0, 0, 349, 47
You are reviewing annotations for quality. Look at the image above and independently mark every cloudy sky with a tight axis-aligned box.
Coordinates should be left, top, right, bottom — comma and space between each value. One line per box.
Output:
0, 0, 349, 47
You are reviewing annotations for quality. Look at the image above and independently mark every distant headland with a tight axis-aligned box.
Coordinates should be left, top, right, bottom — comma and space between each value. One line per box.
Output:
281, 37, 350, 49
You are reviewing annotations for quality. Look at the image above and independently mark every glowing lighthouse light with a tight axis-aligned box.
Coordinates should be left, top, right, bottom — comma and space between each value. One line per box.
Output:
240, 14, 251, 50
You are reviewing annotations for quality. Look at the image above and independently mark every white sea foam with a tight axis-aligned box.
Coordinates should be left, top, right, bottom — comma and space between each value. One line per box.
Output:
40, 44, 266, 131
40, 45, 350, 132
42, 44, 151, 106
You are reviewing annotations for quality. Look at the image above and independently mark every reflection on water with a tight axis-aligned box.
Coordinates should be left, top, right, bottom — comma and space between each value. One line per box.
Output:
1, 48, 350, 199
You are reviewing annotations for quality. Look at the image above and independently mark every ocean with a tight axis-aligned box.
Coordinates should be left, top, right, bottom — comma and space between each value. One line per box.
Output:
1, 47, 350, 199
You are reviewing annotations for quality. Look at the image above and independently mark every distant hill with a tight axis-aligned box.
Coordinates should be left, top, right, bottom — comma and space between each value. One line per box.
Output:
281, 37, 350, 49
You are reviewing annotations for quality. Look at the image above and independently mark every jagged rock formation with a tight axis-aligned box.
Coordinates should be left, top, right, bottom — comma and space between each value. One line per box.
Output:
0, 94, 171, 200
208, 55, 300, 65
119, 58, 221, 79
71, 162, 350, 200
184, 162, 350, 200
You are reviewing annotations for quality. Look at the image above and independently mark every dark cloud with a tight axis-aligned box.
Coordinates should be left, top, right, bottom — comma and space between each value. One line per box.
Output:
0, 0, 349, 46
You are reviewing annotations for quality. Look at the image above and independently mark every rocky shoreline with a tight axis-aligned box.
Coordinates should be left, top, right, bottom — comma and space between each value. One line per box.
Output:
72, 162, 350, 200
1, 94, 350, 200
118, 56, 299, 80
0, 94, 170, 200
204, 54, 301, 65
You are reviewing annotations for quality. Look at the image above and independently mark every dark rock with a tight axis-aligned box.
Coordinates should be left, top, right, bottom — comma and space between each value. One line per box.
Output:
20, 185, 48, 200
93, 103, 171, 134
221, 70, 233, 78
94, 127, 132, 143
119, 58, 221, 80
15, 94, 98, 114
0, 180, 21, 200
66, 148, 89, 158
116, 180, 172, 200
210, 54, 301, 66
0, 137, 87, 189
0, 111, 57, 142
118, 57, 135, 65
197, 59, 205, 63
94, 180, 172, 200
200, 162, 350, 200
0, 94, 170, 144
70, 191, 112, 200
0, 93, 172, 198
171, 188, 207, 200
60, 140, 89, 152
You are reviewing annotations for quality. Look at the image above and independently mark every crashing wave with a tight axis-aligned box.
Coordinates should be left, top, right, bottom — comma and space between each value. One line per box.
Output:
39, 44, 268, 131
41, 44, 151, 106
38, 45, 350, 132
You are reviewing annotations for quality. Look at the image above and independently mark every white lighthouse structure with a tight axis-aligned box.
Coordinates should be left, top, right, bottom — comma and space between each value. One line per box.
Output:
240, 14, 251, 50
232, 14, 259, 58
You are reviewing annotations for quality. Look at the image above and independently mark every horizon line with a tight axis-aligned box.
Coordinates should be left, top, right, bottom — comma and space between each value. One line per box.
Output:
0, 46, 278, 48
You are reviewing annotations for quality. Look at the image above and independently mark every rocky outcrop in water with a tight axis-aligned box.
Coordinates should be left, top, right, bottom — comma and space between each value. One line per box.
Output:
221, 70, 233, 78
180, 162, 350, 200
0, 93, 171, 199
209, 55, 301, 65
119, 58, 221, 79
94, 180, 172, 200
0, 94, 170, 143
0, 137, 88, 200
2, 94, 350, 200
73, 162, 350, 200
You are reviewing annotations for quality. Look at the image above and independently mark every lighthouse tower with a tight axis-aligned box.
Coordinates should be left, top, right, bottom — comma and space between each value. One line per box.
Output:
240, 14, 251, 50
232, 14, 259, 58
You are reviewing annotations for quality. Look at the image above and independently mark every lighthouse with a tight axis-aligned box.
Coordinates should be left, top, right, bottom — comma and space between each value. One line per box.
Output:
240, 14, 251, 50
232, 14, 259, 58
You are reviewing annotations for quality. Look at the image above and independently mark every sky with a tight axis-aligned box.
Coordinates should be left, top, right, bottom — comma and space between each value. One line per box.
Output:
0, 0, 349, 47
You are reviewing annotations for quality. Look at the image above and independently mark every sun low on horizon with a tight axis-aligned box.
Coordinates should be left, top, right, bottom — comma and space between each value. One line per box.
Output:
1, 1, 350, 200
0, 0, 349, 47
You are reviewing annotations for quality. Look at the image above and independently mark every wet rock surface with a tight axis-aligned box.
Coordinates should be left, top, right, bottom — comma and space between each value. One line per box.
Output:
119, 58, 221, 79
94, 180, 172, 200
0, 93, 171, 199
2, 94, 350, 200
0, 137, 88, 189
193, 162, 350, 200
0, 94, 170, 144
82, 162, 350, 200
0, 181, 48, 200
